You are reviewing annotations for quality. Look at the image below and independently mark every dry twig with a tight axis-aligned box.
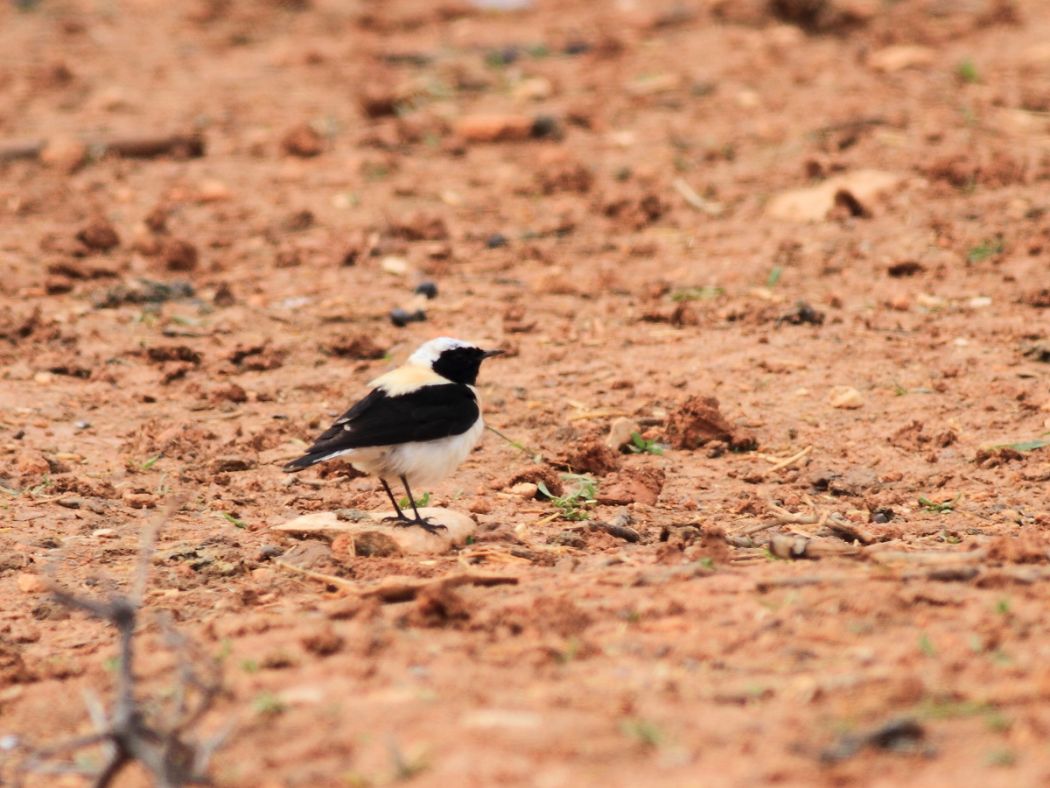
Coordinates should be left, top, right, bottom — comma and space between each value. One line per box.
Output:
17, 501, 225, 788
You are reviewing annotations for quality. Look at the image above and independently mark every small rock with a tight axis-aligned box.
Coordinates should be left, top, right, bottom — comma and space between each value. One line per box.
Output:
414, 281, 438, 299
606, 417, 641, 451
486, 233, 508, 248
829, 386, 864, 409
868, 45, 935, 73
196, 180, 231, 203
275, 507, 476, 555
389, 307, 426, 327
76, 219, 120, 252
281, 123, 324, 157
92, 528, 117, 539
767, 170, 906, 223
40, 136, 87, 173
508, 481, 539, 499
17, 574, 49, 595
455, 114, 535, 143
161, 239, 199, 272
381, 256, 409, 275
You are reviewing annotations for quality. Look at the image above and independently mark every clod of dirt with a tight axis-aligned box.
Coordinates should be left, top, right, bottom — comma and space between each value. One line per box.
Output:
274, 539, 337, 572
0, 639, 34, 683
147, 345, 202, 365
606, 417, 641, 451
209, 456, 256, 473
887, 260, 925, 277
770, 0, 877, 34
986, 531, 1050, 564
666, 396, 756, 451
975, 447, 1026, 468
228, 342, 286, 371
281, 123, 324, 157
777, 301, 825, 326
766, 170, 905, 222
321, 333, 387, 359
403, 584, 471, 628
496, 464, 563, 497
1023, 288, 1050, 308
602, 192, 667, 230
388, 212, 449, 241
808, 466, 878, 496
76, 218, 121, 252
301, 626, 345, 657
820, 718, 928, 764
161, 238, 199, 272
596, 467, 665, 506
556, 436, 621, 476
535, 149, 593, 194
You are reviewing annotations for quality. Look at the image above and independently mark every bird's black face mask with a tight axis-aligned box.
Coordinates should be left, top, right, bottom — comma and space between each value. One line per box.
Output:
433, 347, 503, 385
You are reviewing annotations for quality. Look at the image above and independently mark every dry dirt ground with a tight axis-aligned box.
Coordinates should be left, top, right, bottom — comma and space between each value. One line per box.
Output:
2, 0, 1050, 785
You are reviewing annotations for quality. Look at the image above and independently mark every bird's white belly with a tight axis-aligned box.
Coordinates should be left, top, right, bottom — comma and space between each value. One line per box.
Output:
351, 417, 484, 487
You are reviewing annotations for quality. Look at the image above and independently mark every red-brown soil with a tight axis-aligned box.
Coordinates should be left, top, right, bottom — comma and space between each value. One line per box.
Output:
2, 0, 1050, 785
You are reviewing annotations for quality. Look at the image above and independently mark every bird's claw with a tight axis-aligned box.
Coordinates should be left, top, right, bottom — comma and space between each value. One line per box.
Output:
381, 514, 447, 535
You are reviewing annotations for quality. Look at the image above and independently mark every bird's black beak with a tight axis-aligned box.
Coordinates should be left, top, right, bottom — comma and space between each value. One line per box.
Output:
481, 349, 505, 359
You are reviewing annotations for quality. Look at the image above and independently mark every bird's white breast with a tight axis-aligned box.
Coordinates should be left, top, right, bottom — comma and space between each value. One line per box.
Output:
378, 414, 485, 487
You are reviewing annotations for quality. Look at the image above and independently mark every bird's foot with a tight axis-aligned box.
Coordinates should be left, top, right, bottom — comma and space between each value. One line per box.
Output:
402, 516, 448, 535
382, 513, 415, 525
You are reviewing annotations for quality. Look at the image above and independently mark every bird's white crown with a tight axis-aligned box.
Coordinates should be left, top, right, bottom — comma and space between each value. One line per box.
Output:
408, 337, 476, 367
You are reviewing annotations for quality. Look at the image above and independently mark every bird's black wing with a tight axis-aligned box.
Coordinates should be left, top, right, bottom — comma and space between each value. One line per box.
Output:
283, 384, 479, 471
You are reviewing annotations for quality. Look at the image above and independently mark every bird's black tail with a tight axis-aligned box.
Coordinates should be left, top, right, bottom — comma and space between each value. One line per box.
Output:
282, 453, 325, 473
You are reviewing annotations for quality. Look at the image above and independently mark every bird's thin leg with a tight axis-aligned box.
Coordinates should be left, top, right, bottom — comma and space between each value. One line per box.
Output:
379, 479, 411, 523
399, 475, 446, 534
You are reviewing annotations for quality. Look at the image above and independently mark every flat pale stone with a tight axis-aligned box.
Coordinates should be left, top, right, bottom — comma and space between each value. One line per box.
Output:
273, 507, 476, 556
767, 170, 906, 223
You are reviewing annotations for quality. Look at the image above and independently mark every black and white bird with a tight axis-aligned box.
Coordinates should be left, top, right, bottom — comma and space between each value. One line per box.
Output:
283, 337, 503, 533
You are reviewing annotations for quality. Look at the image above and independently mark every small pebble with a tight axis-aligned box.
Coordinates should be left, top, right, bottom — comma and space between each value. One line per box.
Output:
256, 544, 284, 561
389, 307, 426, 327
414, 281, 439, 299
74, 420, 91, 430
829, 386, 864, 410
486, 233, 508, 248
92, 528, 117, 539
381, 256, 409, 275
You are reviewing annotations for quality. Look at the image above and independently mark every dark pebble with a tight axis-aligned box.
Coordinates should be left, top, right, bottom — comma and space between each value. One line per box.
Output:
389, 307, 426, 327
871, 508, 894, 524
530, 115, 561, 139
486, 233, 508, 248
256, 544, 284, 561
414, 281, 439, 299
563, 40, 591, 55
